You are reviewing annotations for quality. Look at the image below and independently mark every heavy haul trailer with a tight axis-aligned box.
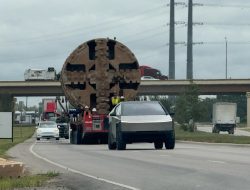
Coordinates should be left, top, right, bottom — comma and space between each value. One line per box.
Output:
60, 38, 141, 144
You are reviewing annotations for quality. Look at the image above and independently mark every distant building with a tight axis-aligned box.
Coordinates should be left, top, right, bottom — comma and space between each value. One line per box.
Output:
14, 110, 38, 124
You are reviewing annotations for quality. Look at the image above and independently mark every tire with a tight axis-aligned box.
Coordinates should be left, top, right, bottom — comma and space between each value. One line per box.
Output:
70, 131, 74, 144
56, 137, 59, 140
212, 126, 219, 134
116, 124, 126, 150
36, 138, 40, 141
72, 130, 80, 144
165, 130, 175, 150
65, 136, 69, 139
212, 127, 215, 133
108, 132, 116, 150
154, 141, 163, 149
76, 126, 82, 144
229, 128, 234, 134
72, 130, 77, 144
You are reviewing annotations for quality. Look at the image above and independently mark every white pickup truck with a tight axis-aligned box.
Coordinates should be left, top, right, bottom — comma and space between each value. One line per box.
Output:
24, 67, 56, 81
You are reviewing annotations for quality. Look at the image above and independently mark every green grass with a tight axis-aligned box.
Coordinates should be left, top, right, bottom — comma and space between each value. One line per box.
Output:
0, 171, 59, 190
176, 126, 250, 144
0, 126, 36, 158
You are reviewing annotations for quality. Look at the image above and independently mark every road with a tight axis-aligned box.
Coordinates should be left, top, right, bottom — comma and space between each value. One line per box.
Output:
197, 124, 250, 136
8, 137, 250, 190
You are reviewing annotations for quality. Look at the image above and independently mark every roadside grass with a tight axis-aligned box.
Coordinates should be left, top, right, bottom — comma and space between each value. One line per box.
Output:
176, 126, 250, 144
0, 171, 59, 190
0, 125, 35, 158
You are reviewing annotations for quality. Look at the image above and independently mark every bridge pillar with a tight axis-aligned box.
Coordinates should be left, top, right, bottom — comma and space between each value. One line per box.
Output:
247, 92, 250, 128
0, 94, 14, 112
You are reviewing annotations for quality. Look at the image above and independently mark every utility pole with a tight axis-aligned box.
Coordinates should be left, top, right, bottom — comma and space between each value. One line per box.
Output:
225, 37, 228, 79
187, 0, 193, 79
169, 0, 175, 79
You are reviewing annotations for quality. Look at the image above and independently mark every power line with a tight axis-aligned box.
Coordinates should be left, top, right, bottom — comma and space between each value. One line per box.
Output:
0, 52, 66, 63
195, 3, 250, 9
202, 41, 250, 45
194, 22, 250, 27
0, 4, 166, 45
124, 30, 168, 44
122, 25, 166, 39
139, 45, 168, 60
0, 28, 168, 63
166, 21, 250, 27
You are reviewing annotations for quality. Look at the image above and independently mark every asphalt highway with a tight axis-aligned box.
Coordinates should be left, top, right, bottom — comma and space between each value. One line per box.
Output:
8, 137, 250, 190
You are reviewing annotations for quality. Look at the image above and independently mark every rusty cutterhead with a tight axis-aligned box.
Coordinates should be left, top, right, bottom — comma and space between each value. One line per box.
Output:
60, 38, 140, 114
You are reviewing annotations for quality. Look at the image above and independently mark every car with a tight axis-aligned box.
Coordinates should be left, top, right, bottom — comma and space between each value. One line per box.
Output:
108, 101, 175, 150
36, 121, 60, 140
140, 76, 159, 80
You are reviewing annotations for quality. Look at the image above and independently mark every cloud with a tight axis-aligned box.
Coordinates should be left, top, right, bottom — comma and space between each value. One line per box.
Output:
0, 0, 250, 83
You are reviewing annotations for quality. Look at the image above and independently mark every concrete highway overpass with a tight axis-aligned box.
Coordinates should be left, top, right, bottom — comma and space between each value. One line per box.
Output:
1, 79, 250, 127
1, 79, 250, 96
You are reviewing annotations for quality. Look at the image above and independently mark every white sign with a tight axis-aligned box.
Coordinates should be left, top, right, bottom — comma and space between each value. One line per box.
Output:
0, 112, 12, 139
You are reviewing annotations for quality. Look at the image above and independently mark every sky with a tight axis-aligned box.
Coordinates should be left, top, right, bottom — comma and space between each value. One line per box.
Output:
1, 0, 250, 106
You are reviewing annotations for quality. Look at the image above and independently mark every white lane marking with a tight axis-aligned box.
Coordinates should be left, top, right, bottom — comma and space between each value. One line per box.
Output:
208, 160, 226, 164
29, 143, 140, 190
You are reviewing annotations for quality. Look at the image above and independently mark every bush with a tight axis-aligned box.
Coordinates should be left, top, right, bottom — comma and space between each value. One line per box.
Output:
180, 122, 197, 132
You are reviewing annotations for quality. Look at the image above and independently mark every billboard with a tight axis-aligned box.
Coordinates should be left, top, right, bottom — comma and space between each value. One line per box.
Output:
0, 112, 12, 139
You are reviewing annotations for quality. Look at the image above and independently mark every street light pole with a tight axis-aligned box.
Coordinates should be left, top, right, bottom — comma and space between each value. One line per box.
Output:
225, 37, 228, 79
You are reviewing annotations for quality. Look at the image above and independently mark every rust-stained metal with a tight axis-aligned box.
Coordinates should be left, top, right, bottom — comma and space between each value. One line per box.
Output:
61, 38, 140, 114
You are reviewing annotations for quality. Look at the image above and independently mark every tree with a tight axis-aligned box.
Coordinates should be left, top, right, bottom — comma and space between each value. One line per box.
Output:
198, 97, 216, 122
149, 95, 173, 112
175, 83, 204, 131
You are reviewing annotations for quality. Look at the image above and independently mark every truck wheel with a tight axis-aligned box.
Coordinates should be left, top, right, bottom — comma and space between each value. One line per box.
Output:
76, 126, 82, 144
154, 141, 163, 149
56, 137, 59, 140
36, 138, 40, 141
70, 131, 74, 144
72, 130, 77, 144
165, 130, 175, 150
229, 128, 234, 134
108, 132, 116, 150
212, 127, 219, 134
212, 127, 215, 133
116, 125, 126, 150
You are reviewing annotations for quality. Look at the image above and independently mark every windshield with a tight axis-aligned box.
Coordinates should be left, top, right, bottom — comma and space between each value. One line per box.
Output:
122, 102, 167, 116
48, 117, 57, 122
39, 122, 57, 128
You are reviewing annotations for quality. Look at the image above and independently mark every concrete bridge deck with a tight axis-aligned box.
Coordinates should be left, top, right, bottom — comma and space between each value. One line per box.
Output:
1, 79, 250, 96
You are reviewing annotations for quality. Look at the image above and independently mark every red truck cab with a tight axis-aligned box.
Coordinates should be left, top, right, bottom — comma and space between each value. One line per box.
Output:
140, 65, 168, 80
